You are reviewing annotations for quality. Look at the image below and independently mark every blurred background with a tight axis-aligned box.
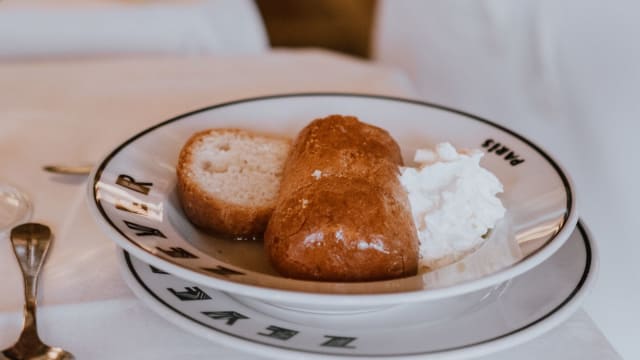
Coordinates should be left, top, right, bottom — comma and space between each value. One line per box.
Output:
0, 0, 377, 59
256, 0, 375, 58
1, 0, 637, 358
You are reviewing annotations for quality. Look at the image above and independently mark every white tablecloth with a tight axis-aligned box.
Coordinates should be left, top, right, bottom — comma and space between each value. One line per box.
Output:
0, 50, 620, 359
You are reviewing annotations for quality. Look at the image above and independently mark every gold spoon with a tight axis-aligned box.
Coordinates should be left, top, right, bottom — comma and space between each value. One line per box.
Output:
42, 165, 92, 176
1, 223, 74, 360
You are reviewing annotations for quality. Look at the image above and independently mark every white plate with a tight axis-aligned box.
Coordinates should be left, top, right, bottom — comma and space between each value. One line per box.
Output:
118, 221, 596, 359
88, 93, 578, 310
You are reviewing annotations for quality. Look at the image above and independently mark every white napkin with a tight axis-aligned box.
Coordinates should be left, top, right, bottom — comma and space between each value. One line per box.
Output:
0, 0, 267, 59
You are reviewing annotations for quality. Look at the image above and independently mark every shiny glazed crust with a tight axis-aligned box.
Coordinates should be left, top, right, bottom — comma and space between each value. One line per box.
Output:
264, 115, 419, 281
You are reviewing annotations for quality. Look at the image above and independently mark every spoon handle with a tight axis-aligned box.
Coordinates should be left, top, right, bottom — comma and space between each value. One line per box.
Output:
42, 165, 92, 175
10, 223, 52, 347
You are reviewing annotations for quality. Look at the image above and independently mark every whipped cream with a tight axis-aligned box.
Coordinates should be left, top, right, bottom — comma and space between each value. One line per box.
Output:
400, 143, 506, 269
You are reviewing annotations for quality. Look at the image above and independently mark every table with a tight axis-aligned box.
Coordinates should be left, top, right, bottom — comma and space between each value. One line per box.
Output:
0, 50, 621, 359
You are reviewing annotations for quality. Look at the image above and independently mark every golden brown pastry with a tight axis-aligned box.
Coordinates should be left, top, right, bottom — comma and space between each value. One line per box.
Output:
264, 115, 419, 281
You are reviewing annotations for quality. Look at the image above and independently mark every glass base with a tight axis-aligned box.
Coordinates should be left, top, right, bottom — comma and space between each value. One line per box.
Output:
0, 183, 32, 234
